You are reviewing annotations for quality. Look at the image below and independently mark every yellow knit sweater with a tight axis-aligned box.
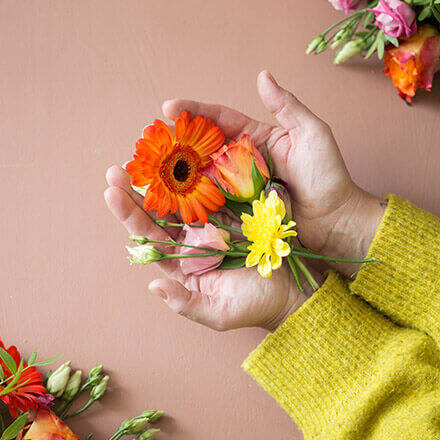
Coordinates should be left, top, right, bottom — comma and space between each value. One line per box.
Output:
242, 195, 440, 440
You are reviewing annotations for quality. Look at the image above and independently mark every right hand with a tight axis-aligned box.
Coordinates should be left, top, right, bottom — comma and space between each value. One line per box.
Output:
162, 71, 385, 275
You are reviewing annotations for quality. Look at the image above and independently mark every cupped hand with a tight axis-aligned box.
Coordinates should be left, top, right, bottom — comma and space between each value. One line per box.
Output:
161, 71, 384, 275
105, 166, 316, 331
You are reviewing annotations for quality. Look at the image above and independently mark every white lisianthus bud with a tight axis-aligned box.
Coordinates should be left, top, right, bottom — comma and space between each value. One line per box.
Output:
62, 370, 82, 401
126, 244, 164, 264
46, 361, 72, 397
334, 39, 364, 64
90, 375, 109, 400
137, 429, 160, 440
330, 28, 350, 49
306, 35, 325, 54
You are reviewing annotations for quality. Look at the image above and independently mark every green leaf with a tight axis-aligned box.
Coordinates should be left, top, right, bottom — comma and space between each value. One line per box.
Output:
377, 37, 385, 60
385, 36, 399, 47
364, 37, 379, 59
0, 365, 4, 382
218, 256, 246, 270
224, 199, 253, 219
131, 184, 147, 197
432, 4, 440, 23
0, 413, 28, 440
0, 348, 17, 375
418, 6, 432, 20
250, 159, 266, 197
27, 348, 37, 366
265, 144, 274, 178
32, 353, 62, 366
215, 180, 249, 203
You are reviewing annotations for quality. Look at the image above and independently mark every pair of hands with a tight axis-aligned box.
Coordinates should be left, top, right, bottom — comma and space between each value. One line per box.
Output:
105, 71, 384, 332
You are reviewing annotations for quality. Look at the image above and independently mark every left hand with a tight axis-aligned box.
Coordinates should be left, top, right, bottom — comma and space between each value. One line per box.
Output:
105, 166, 316, 331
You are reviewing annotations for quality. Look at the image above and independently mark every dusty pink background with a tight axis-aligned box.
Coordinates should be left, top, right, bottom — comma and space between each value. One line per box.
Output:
1, 1, 439, 439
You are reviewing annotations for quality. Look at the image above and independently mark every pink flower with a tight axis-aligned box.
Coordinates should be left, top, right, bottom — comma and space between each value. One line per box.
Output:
328, 0, 364, 14
370, 0, 416, 38
179, 223, 230, 276
37, 394, 55, 410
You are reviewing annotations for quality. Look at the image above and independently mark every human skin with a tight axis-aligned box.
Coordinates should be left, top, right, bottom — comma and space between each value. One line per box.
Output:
104, 70, 385, 332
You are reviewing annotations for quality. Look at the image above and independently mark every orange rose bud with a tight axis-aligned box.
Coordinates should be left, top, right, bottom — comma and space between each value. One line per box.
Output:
24, 410, 81, 440
384, 25, 440, 103
202, 135, 270, 203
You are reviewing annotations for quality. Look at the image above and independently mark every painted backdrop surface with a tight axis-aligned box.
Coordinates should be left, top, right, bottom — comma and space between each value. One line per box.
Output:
1, 1, 439, 439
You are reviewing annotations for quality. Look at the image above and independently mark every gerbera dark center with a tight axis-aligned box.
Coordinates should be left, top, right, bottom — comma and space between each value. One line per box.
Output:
173, 160, 190, 182
159, 144, 202, 194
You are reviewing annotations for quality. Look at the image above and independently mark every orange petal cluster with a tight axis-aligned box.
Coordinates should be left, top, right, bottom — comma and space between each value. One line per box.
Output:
126, 111, 225, 224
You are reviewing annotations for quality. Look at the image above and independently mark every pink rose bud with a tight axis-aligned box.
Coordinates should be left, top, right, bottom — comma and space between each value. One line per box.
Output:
328, 0, 364, 15
202, 135, 270, 203
179, 224, 230, 276
369, 0, 417, 39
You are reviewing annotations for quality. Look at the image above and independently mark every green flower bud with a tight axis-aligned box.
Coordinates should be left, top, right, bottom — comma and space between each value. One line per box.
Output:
140, 410, 164, 423
330, 28, 349, 49
121, 416, 149, 435
137, 429, 160, 440
87, 364, 103, 387
306, 35, 324, 54
316, 40, 328, 54
129, 235, 149, 244
334, 39, 363, 65
126, 244, 164, 264
90, 375, 109, 400
46, 361, 71, 398
62, 370, 82, 401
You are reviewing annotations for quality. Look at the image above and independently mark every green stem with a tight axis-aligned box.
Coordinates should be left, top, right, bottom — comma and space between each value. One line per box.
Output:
207, 215, 243, 234
321, 10, 366, 37
154, 220, 203, 228
291, 255, 320, 291
287, 256, 304, 292
291, 250, 376, 264
108, 431, 127, 440
64, 399, 95, 420
164, 251, 248, 259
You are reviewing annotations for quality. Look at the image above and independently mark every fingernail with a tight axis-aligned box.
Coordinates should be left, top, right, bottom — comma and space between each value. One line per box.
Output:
263, 70, 277, 85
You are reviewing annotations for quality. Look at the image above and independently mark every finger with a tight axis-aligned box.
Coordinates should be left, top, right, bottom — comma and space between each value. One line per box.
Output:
149, 278, 227, 331
106, 165, 181, 239
104, 186, 178, 274
257, 70, 320, 130
162, 99, 272, 145
106, 165, 144, 206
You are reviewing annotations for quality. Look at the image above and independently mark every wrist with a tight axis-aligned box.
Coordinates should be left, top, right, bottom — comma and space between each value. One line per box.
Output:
321, 187, 385, 276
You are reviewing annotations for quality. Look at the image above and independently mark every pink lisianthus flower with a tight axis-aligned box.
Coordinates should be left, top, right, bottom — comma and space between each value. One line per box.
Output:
37, 393, 55, 410
370, 0, 417, 38
328, 0, 364, 14
179, 223, 230, 276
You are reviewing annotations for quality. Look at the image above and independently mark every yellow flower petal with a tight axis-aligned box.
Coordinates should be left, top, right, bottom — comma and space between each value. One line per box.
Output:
246, 250, 261, 268
257, 255, 272, 278
274, 239, 291, 257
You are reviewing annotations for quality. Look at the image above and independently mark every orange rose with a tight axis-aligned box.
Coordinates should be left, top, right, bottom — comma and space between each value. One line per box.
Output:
384, 25, 440, 102
24, 410, 81, 440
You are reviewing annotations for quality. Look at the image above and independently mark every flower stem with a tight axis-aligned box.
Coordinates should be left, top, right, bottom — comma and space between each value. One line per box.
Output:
207, 215, 243, 234
163, 251, 248, 259
154, 220, 203, 228
286, 255, 304, 292
321, 9, 365, 37
291, 255, 320, 291
291, 249, 376, 264
64, 399, 95, 420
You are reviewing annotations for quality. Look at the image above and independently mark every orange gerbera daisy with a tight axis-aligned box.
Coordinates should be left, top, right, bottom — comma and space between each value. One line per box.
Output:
126, 111, 226, 224
0, 339, 46, 418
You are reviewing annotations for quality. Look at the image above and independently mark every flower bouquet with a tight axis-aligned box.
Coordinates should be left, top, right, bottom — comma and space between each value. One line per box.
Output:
0, 339, 163, 440
124, 111, 373, 291
306, 0, 440, 102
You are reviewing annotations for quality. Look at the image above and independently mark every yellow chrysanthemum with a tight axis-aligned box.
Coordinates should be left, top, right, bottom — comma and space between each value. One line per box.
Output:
241, 190, 297, 278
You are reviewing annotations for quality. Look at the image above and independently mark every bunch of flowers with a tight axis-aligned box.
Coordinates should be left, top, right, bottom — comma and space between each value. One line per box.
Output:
125, 112, 373, 290
0, 339, 163, 440
307, 0, 440, 102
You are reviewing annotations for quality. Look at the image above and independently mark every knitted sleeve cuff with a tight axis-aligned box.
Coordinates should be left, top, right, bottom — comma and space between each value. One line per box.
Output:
242, 270, 406, 438
350, 194, 440, 340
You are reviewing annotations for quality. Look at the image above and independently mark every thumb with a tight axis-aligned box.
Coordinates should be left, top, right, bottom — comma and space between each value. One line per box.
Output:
148, 278, 226, 331
257, 70, 321, 130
